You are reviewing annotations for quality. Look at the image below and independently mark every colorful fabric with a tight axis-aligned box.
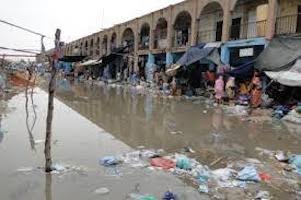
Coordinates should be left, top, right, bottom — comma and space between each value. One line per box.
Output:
215, 77, 225, 100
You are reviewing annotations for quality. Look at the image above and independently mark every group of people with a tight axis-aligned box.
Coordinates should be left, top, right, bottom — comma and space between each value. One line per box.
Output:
214, 71, 263, 108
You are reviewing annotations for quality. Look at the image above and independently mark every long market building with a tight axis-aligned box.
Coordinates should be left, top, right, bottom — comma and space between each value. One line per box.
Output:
62, 0, 301, 73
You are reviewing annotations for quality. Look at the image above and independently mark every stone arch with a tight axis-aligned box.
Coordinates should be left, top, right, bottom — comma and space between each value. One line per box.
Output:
102, 35, 108, 55
173, 11, 192, 47
230, 0, 269, 40
198, 1, 224, 43
154, 17, 168, 49
139, 23, 150, 49
110, 32, 117, 50
122, 28, 135, 51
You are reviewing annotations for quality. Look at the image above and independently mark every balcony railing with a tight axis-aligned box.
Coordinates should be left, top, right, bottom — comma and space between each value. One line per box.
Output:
230, 20, 267, 40
197, 29, 222, 43
276, 14, 301, 35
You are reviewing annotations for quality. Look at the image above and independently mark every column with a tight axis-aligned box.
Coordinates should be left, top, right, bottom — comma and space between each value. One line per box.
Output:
266, 0, 278, 40
134, 19, 139, 72
107, 33, 111, 55
150, 13, 154, 51
190, 0, 198, 46
167, 6, 173, 50
222, 0, 231, 42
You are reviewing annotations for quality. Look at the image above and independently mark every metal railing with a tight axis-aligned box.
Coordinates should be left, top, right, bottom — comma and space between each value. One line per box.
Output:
230, 20, 267, 40
276, 14, 301, 35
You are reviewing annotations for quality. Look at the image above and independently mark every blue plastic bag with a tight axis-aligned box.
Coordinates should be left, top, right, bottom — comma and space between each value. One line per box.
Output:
237, 165, 260, 182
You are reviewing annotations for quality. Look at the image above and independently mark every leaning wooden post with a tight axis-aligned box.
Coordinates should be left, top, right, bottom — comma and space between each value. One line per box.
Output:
45, 29, 61, 172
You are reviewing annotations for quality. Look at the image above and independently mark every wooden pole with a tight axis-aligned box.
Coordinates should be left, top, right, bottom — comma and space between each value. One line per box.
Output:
44, 29, 61, 172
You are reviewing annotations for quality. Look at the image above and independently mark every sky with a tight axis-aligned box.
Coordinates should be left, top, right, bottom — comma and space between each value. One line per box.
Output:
0, 0, 183, 59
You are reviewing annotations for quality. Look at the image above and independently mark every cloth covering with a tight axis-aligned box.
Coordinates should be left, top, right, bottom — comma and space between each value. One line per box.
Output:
255, 36, 301, 71
228, 60, 255, 80
265, 59, 301, 87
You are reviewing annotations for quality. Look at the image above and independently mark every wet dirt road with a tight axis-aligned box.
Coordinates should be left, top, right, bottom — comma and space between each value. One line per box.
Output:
0, 80, 301, 199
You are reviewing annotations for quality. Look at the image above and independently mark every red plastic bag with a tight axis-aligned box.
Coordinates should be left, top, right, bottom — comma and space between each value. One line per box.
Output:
150, 158, 175, 170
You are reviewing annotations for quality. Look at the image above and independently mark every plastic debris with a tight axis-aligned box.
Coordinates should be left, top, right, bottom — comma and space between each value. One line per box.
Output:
198, 184, 209, 193
150, 158, 175, 170
176, 154, 191, 170
51, 163, 66, 172
94, 187, 110, 195
191, 165, 210, 184
162, 191, 177, 200
237, 165, 260, 182
275, 151, 289, 162
289, 155, 301, 175
99, 156, 122, 167
128, 193, 157, 200
255, 190, 270, 200
259, 172, 272, 182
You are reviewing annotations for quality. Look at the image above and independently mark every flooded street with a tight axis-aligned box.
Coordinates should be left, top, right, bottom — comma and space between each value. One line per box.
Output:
0, 81, 301, 199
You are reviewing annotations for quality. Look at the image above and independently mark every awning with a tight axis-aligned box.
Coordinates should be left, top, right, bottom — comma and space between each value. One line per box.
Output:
78, 59, 102, 67
166, 44, 217, 76
98, 46, 129, 67
59, 56, 86, 62
228, 60, 255, 80
255, 36, 301, 71
265, 59, 301, 87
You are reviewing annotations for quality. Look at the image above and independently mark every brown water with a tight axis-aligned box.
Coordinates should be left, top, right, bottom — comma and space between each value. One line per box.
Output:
0, 80, 301, 200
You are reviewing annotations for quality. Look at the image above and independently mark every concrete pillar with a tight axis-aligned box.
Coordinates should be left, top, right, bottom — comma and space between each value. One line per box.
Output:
166, 52, 173, 68
167, 6, 173, 50
107, 33, 111, 55
266, 0, 278, 40
134, 19, 139, 72
190, 0, 198, 46
150, 13, 154, 51
222, 0, 231, 42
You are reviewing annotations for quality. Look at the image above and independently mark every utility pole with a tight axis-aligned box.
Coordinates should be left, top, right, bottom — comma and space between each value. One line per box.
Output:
44, 29, 61, 172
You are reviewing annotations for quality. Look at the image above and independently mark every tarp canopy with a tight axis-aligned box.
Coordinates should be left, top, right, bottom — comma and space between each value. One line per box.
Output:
265, 59, 301, 87
176, 44, 214, 67
99, 46, 129, 67
59, 56, 86, 62
228, 60, 255, 80
78, 59, 101, 67
255, 36, 301, 71
166, 44, 218, 76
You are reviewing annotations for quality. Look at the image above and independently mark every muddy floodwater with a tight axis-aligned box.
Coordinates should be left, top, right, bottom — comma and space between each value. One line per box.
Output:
0, 80, 301, 200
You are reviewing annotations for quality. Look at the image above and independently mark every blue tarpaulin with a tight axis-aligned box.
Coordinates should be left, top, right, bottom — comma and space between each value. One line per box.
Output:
228, 60, 255, 80
176, 44, 214, 67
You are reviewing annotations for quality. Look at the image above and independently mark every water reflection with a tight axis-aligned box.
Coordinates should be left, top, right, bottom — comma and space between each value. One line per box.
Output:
45, 174, 52, 200
54, 81, 301, 158
24, 84, 36, 150
0, 115, 3, 144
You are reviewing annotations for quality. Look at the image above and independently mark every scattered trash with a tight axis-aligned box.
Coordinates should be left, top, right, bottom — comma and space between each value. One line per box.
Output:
255, 190, 270, 200
272, 105, 290, 119
183, 146, 196, 154
237, 165, 260, 182
94, 187, 110, 195
259, 172, 272, 182
128, 193, 157, 200
51, 163, 66, 172
170, 131, 183, 135
289, 155, 301, 175
275, 151, 289, 162
223, 105, 249, 117
162, 191, 177, 200
176, 154, 191, 170
99, 156, 122, 167
150, 158, 175, 170
198, 184, 209, 193
203, 110, 208, 114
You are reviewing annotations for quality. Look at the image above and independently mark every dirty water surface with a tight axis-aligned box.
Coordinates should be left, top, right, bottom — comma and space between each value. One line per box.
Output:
0, 80, 300, 199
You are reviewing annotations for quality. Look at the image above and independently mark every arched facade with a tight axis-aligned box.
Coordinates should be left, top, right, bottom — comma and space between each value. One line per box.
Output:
102, 35, 108, 55
139, 23, 150, 50
198, 2, 224, 43
110, 32, 117, 51
122, 28, 135, 51
154, 17, 168, 49
230, 0, 269, 40
173, 11, 192, 47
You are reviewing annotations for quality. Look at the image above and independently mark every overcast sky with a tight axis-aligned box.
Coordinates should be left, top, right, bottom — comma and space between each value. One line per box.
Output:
0, 0, 183, 58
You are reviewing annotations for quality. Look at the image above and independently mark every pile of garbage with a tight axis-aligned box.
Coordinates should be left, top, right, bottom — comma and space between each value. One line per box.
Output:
99, 148, 299, 198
